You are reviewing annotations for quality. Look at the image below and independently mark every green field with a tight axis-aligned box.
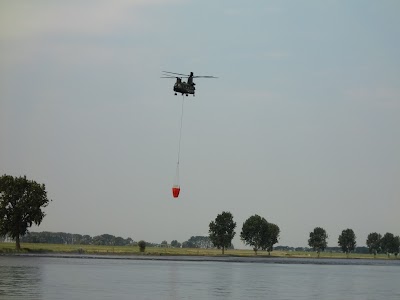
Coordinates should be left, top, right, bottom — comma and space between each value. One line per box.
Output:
0, 242, 395, 260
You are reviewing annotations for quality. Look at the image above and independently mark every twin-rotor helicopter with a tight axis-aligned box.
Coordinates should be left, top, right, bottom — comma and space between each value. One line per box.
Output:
162, 71, 217, 198
161, 71, 217, 96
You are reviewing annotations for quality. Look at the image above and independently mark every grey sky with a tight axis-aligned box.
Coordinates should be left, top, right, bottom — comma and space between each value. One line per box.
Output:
1, 0, 399, 248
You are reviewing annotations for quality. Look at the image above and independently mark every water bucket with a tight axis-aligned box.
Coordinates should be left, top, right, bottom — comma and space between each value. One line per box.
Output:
172, 185, 180, 198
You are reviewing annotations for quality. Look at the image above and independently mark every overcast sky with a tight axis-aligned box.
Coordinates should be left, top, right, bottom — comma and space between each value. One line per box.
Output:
1, 0, 399, 248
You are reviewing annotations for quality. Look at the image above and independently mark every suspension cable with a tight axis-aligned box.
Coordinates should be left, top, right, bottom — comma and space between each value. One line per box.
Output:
177, 95, 185, 165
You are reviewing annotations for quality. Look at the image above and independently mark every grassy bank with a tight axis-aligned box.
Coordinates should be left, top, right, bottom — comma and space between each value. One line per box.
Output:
0, 242, 396, 259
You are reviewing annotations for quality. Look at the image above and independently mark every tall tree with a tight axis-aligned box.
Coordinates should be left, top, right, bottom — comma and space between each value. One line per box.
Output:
0, 175, 51, 250
308, 227, 328, 257
240, 215, 269, 255
264, 223, 280, 255
395, 236, 400, 258
209, 211, 236, 254
366, 232, 382, 257
338, 228, 356, 257
380, 232, 400, 258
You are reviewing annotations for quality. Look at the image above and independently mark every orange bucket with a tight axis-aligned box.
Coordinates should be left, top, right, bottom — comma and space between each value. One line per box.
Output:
172, 185, 180, 198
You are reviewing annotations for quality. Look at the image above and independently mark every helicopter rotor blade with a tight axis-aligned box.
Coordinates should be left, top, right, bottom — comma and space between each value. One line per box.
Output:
162, 71, 189, 76
193, 76, 218, 78
162, 71, 218, 78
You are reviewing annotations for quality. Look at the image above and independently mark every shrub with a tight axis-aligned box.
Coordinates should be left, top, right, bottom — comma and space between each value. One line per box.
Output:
138, 240, 146, 252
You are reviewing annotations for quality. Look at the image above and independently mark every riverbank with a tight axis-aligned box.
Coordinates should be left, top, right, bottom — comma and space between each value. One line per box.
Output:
1, 242, 397, 261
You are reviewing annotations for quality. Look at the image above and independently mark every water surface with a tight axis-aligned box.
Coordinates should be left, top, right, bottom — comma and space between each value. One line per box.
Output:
1, 255, 399, 299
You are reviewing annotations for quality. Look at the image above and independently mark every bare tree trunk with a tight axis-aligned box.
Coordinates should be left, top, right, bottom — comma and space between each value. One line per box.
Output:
222, 246, 225, 255
16, 235, 21, 250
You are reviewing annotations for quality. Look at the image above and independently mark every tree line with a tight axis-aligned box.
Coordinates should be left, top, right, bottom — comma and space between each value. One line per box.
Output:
1, 175, 398, 257
17, 231, 217, 249
308, 227, 400, 258
20, 232, 134, 246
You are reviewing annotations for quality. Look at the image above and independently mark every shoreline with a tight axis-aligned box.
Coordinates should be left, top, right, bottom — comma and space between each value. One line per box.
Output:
1, 242, 399, 265
2, 252, 400, 266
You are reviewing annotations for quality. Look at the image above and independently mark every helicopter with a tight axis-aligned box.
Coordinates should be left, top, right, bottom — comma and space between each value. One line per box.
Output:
161, 71, 217, 96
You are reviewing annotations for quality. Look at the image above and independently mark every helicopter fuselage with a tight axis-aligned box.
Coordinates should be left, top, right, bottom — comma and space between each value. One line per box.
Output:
162, 71, 216, 96
174, 80, 195, 96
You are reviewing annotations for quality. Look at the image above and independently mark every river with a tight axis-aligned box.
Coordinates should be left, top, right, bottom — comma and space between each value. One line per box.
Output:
1, 255, 399, 299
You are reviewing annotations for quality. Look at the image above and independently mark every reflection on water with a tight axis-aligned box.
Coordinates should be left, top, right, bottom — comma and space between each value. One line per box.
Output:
0, 257, 42, 299
210, 263, 234, 298
0, 255, 400, 300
